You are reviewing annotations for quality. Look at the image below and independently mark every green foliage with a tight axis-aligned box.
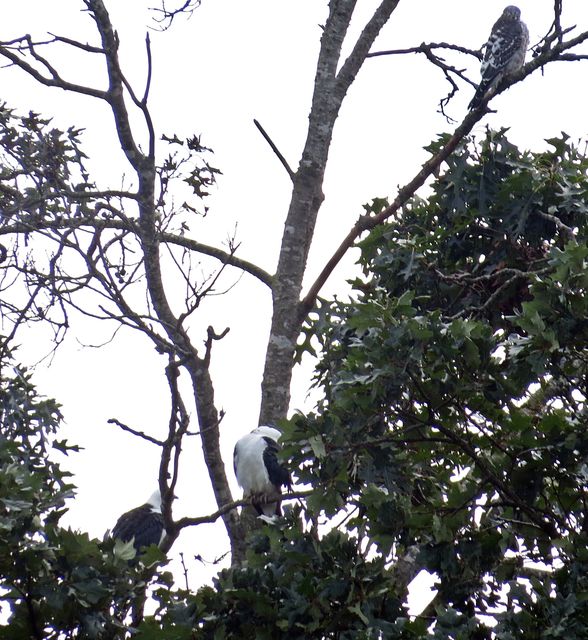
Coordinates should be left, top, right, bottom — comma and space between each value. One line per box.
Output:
0, 104, 91, 220
149, 511, 416, 639
193, 130, 588, 638
286, 129, 588, 636
0, 351, 169, 639
4, 128, 588, 638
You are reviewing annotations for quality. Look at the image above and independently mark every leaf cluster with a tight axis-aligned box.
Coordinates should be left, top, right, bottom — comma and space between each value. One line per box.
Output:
0, 350, 170, 639
147, 130, 588, 638
255, 131, 588, 638
287, 130, 588, 636
0, 104, 91, 222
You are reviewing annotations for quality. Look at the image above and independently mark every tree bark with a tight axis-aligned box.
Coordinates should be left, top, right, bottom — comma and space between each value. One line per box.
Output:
88, 0, 246, 558
259, 0, 400, 425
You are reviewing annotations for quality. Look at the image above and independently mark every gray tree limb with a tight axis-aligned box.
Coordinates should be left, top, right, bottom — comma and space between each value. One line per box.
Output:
259, 0, 400, 426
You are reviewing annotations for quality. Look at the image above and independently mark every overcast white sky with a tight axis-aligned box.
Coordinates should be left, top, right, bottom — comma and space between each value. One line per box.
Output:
2, 0, 588, 594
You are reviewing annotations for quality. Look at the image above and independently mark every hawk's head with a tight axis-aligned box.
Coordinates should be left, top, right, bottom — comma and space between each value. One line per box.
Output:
503, 6, 521, 20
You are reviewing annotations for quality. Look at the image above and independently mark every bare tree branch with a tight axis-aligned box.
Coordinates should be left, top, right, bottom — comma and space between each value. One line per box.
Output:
335, 0, 401, 95
368, 41, 481, 59
84, 0, 150, 170
253, 119, 295, 181
142, 33, 153, 106
46, 33, 105, 54
368, 41, 480, 117
0, 35, 107, 100
108, 417, 165, 446
159, 358, 191, 532
0, 217, 274, 287
170, 490, 313, 535
150, 0, 201, 29
259, 0, 401, 426
204, 325, 230, 368
299, 29, 588, 318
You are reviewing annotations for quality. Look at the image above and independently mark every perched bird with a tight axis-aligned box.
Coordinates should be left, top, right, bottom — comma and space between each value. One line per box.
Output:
469, 6, 529, 109
111, 490, 165, 550
233, 425, 291, 518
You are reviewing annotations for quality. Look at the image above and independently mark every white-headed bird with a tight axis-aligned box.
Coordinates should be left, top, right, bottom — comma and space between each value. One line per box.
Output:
469, 6, 529, 109
112, 490, 165, 550
234, 425, 291, 518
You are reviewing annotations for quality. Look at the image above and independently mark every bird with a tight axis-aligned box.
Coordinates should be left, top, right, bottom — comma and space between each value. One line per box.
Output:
233, 425, 291, 518
469, 6, 529, 110
111, 489, 166, 550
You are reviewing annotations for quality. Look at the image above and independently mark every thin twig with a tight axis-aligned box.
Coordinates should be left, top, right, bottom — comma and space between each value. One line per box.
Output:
204, 325, 230, 368
253, 119, 295, 181
150, 0, 201, 29
172, 489, 313, 531
179, 552, 190, 590
107, 418, 164, 446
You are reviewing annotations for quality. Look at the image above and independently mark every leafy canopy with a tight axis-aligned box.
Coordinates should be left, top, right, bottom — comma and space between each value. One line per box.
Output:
184, 130, 588, 638
0, 354, 170, 639
3, 129, 588, 638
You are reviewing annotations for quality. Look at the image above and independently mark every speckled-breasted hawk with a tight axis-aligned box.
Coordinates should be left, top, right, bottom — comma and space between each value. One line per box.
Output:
469, 6, 529, 109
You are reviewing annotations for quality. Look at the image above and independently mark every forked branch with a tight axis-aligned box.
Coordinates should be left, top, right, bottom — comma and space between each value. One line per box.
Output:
299, 27, 588, 318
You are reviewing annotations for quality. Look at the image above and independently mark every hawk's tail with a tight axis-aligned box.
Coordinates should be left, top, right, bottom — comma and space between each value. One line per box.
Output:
468, 84, 487, 110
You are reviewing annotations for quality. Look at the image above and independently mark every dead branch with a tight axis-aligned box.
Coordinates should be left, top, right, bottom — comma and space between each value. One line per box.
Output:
46, 33, 104, 54
150, 0, 201, 29
204, 325, 230, 368
368, 41, 481, 59
170, 489, 313, 534
159, 358, 191, 533
0, 35, 106, 100
142, 33, 153, 105
368, 41, 480, 117
107, 417, 165, 446
0, 217, 273, 287
253, 119, 295, 181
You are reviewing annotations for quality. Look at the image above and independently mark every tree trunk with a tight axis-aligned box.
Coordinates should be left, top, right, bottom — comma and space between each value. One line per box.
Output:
259, 0, 400, 425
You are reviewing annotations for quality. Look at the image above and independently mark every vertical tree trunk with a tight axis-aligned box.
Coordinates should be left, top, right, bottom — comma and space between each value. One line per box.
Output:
259, 0, 400, 425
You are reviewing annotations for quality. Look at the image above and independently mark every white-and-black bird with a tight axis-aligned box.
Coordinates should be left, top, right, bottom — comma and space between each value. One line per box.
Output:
469, 6, 529, 109
233, 425, 291, 517
111, 490, 165, 550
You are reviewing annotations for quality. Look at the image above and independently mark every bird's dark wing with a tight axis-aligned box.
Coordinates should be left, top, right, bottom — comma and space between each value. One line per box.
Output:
262, 436, 291, 490
112, 504, 164, 550
481, 15, 526, 83
469, 10, 527, 109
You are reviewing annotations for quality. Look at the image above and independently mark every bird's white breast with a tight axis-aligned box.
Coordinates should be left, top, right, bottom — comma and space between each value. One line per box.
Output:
234, 433, 271, 494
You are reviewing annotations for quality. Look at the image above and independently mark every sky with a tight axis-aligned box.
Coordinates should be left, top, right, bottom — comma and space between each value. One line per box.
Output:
2, 0, 588, 601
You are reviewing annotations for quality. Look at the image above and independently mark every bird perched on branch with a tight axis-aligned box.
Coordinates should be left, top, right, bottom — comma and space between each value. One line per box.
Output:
234, 425, 291, 518
112, 490, 165, 550
469, 5, 529, 109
